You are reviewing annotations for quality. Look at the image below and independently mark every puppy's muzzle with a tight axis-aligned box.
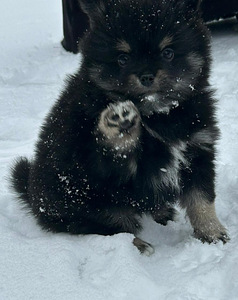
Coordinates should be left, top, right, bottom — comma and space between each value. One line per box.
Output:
140, 74, 155, 87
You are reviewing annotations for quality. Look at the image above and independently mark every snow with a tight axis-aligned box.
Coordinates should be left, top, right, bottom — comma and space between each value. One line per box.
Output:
0, 1, 238, 299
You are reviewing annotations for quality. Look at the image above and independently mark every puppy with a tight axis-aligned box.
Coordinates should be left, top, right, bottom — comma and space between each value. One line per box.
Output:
11, 0, 229, 254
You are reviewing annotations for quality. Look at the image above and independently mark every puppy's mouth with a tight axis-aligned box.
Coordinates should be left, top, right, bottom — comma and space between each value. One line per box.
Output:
125, 74, 180, 115
138, 93, 179, 116
128, 74, 159, 95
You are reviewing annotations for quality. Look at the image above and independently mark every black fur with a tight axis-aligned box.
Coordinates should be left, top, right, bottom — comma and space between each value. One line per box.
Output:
11, 0, 228, 248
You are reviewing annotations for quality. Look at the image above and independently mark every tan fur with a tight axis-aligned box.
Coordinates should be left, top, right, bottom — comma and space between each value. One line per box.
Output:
116, 39, 131, 53
180, 189, 228, 243
97, 101, 141, 152
159, 36, 173, 50
155, 69, 168, 82
128, 70, 168, 96
133, 237, 154, 256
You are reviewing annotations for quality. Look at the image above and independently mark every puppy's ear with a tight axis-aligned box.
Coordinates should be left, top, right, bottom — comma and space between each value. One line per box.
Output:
78, 0, 106, 28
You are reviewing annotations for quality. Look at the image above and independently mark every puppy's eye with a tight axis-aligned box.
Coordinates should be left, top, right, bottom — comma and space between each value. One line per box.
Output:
162, 48, 174, 61
118, 54, 130, 67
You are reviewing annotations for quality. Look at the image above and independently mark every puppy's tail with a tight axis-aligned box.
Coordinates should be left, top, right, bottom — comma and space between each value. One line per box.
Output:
11, 157, 31, 202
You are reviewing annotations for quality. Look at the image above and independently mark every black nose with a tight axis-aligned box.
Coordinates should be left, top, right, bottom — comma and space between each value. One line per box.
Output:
140, 74, 154, 87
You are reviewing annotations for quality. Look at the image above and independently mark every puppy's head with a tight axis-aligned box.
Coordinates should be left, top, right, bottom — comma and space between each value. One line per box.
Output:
80, 0, 209, 115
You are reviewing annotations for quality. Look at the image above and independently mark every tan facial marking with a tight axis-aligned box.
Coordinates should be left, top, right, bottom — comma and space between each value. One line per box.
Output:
155, 69, 168, 82
116, 39, 131, 53
159, 36, 173, 50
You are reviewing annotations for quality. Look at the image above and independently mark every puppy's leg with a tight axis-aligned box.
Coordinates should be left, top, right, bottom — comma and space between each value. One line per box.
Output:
90, 207, 155, 256
180, 141, 229, 244
180, 189, 229, 244
103, 208, 154, 256
152, 205, 177, 226
133, 237, 154, 256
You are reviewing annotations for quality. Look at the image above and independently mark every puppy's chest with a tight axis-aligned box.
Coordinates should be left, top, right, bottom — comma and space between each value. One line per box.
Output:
138, 140, 189, 194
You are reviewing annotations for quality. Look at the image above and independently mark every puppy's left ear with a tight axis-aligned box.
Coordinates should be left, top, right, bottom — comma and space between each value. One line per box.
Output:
78, 0, 106, 29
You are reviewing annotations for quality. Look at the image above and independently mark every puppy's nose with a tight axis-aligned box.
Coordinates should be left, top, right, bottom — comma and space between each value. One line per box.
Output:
140, 74, 154, 87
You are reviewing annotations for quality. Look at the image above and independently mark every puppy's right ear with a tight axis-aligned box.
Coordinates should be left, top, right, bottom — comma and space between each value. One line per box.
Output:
78, 0, 106, 28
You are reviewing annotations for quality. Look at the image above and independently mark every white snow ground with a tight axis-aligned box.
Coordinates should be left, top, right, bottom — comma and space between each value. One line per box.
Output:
0, 0, 238, 299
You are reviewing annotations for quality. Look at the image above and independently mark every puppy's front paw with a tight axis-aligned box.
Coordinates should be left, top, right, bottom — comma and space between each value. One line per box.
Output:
194, 225, 230, 244
97, 101, 141, 150
99, 101, 140, 136
181, 191, 230, 245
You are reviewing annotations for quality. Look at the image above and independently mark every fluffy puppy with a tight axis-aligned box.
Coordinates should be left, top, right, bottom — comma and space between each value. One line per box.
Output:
11, 0, 229, 254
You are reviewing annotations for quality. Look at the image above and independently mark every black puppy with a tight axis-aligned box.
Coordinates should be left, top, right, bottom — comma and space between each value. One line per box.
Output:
12, 0, 229, 254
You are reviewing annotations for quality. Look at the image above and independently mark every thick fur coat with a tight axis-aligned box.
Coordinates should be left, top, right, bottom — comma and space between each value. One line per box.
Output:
12, 0, 228, 253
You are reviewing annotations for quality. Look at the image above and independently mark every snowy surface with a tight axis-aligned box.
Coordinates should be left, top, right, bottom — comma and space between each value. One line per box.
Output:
0, 1, 238, 299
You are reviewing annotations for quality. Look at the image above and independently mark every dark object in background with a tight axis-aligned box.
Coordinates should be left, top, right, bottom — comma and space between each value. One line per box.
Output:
61, 0, 89, 53
201, 0, 238, 22
61, 0, 238, 54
